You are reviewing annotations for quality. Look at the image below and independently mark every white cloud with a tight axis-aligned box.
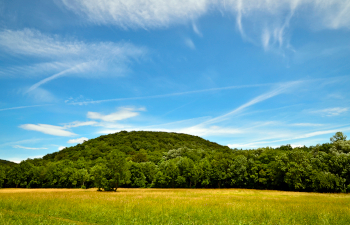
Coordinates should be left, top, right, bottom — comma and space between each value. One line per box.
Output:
19, 124, 76, 136
66, 82, 273, 105
291, 144, 304, 148
26, 62, 93, 93
291, 123, 324, 127
6, 155, 44, 163
63, 121, 97, 128
64, 95, 94, 106
192, 23, 203, 37
87, 107, 145, 122
312, 107, 348, 117
13, 145, 48, 150
0, 29, 145, 59
184, 38, 196, 49
59, 0, 350, 51
58, 146, 66, 151
228, 143, 270, 149
0, 104, 51, 111
236, 127, 350, 147
197, 80, 302, 126
0, 29, 147, 91
60, 0, 210, 28
67, 137, 89, 144
179, 125, 243, 136
25, 87, 57, 102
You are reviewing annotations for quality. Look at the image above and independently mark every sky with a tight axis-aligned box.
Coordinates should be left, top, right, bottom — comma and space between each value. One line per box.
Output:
0, 0, 350, 163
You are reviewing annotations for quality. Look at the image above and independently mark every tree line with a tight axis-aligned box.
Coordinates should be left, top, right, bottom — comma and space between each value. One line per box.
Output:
0, 131, 349, 193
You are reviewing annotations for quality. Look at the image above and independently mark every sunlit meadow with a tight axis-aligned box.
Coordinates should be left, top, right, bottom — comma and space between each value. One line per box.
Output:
0, 188, 349, 224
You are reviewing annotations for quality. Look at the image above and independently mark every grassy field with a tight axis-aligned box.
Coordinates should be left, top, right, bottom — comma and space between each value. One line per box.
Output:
0, 188, 349, 225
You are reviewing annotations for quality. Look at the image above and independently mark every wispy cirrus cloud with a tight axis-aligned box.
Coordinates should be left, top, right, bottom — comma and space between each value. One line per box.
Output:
0, 29, 147, 92
311, 107, 348, 117
13, 145, 48, 150
26, 62, 93, 93
291, 123, 324, 127
196, 80, 302, 126
65, 82, 273, 105
0, 104, 52, 112
233, 126, 350, 148
60, 0, 209, 29
59, 0, 350, 51
184, 38, 196, 50
0, 29, 145, 60
63, 121, 97, 128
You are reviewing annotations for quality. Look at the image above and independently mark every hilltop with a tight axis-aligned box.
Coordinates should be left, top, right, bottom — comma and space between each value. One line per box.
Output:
0, 159, 17, 166
42, 131, 231, 163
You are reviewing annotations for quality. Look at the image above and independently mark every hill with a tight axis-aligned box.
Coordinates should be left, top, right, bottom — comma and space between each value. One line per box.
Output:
2, 131, 350, 193
0, 159, 17, 166
42, 131, 231, 163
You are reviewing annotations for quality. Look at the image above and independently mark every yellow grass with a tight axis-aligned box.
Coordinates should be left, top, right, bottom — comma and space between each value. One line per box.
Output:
0, 188, 349, 224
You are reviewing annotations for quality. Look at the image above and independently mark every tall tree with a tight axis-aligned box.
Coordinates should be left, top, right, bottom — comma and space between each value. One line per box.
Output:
106, 150, 130, 191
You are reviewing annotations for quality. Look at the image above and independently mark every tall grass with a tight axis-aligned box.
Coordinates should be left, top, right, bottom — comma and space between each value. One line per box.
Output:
0, 188, 349, 224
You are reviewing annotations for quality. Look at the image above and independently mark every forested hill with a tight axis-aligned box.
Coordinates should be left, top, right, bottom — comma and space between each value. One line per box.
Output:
43, 131, 231, 163
0, 159, 16, 166
1, 131, 350, 193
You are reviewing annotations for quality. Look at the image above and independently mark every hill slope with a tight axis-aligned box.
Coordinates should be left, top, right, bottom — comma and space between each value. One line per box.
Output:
0, 159, 17, 166
2, 131, 350, 193
43, 131, 231, 163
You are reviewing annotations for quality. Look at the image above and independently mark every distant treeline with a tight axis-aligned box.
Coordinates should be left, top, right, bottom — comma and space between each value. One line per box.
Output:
1, 131, 350, 193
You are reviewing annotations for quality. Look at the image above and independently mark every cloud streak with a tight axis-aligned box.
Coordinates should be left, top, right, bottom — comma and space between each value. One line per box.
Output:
19, 124, 76, 137
197, 81, 302, 126
13, 145, 48, 150
66, 82, 273, 105
26, 62, 93, 92
59, 0, 350, 51
236, 126, 350, 148
311, 107, 348, 117
63, 121, 97, 128
87, 107, 145, 122
0, 104, 52, 112
0, 29, 145, 60
0, 29, 147, 90
60, 0, 209, 28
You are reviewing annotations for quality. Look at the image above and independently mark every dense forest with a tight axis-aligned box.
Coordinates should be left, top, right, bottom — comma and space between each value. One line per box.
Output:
1, 131, 350, 193
0, 159, 16, 166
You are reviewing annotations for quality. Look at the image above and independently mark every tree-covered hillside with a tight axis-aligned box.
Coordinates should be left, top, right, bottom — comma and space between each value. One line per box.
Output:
0, 159, 16, 166
1, 131, 350, 193
43, 131, 231, 163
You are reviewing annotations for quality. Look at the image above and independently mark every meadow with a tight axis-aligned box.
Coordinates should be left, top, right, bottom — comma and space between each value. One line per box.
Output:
0, 188, 349, 225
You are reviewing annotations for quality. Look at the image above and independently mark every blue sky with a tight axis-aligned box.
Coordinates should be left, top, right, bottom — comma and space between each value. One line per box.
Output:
1, 0, 350, 163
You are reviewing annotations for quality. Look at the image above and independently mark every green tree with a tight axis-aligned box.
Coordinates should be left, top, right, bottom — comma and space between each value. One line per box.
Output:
229, 155, 248, 187
177, 157, 194, 187
330, 132, 347, 143
199, 159, 212, 188
79, 168, 90, 188
91, 163, 108, 191
106, 150, 130, 191
130, 162, 147, 187
7, 165, 23, 188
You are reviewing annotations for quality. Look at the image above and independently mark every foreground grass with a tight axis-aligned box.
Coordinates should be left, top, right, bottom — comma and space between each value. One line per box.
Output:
0, 188, 349, 225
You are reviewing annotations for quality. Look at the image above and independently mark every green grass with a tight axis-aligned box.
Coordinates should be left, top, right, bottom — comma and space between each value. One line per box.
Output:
0, 188, 349, 224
